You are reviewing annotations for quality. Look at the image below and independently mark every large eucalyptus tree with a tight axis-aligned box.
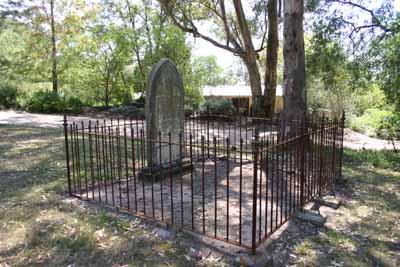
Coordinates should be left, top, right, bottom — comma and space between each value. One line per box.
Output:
282, 0, 307, 123
159, 0, 280, 117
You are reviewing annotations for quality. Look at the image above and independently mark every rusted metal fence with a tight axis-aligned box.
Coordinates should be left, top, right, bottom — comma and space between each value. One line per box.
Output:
63, 113, 345, 253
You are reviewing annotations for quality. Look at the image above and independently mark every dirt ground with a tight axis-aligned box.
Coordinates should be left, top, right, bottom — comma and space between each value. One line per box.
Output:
75, 158, 307, 248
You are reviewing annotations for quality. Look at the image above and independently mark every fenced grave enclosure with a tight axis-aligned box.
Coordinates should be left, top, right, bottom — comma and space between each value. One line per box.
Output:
63, 114, 344, 253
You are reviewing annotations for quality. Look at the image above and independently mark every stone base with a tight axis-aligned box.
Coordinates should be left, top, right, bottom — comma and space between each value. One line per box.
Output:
315, 195, 342, 209
295, 210, 326, 227
138, 158, 193, 180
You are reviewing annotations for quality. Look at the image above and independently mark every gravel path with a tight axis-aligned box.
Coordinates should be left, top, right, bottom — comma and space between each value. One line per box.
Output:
342, 128, 399, 150
1, 110, 398, 150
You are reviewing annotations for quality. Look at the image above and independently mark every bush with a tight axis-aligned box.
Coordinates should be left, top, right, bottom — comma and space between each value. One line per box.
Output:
349, 108, 393, 137
17, 90, 85, 114
23, 91, 65, 113
379, 113, 400, 150
201, 98, 236, 116
65, 96, 84, 114
0, 85, 18, 109
353, 84, 386, 116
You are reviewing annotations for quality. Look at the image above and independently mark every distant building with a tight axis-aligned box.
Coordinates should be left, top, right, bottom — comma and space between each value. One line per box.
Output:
202, 85, 284, 114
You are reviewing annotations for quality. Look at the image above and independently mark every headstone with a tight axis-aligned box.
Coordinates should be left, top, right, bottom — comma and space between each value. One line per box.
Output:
145, 58, 185, 167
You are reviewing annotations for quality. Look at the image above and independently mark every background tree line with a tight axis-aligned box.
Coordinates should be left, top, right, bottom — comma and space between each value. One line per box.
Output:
0, 0, 229, 112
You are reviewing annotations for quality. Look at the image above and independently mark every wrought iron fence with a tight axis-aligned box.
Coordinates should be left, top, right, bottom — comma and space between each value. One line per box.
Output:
63, 113, 345, 253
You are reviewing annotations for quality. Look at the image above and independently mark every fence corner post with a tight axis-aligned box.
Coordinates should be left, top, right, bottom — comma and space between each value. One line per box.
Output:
63, 113, 72, 195
251, 133, 259, 254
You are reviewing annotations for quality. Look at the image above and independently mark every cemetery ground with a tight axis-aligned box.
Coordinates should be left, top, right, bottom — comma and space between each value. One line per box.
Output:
0, 124, 399, 266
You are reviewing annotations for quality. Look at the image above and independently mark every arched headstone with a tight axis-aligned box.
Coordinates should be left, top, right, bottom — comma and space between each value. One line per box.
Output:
145, 58, 184, 167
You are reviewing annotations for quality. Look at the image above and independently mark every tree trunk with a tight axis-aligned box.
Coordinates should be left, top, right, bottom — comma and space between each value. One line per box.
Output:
264, 0, 279, 118
105, 68, 111, 108
233, 0, 263, 117
50, 0, 58, 93
105, 84, 110, 108
242, 57, 263, 116
282, 0, 307, 125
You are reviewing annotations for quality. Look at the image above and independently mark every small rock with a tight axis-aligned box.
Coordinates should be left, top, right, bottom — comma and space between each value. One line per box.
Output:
188, 247, 199, 259
235, 255, 254, 267
356, 206, 370, 218
138, 247, 152, 257
315, 196, 342, 209
296, 210, 326, 227
152, 228, 173, 239
199, 248, 211, 259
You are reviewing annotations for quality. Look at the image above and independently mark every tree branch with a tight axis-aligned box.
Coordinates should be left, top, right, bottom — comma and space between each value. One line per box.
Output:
219, 0, 242, 51
328, 0, 393, 33
160, 0, 242, 55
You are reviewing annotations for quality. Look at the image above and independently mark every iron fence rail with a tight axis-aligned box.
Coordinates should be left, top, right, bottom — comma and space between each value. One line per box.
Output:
63, 113, 344, 253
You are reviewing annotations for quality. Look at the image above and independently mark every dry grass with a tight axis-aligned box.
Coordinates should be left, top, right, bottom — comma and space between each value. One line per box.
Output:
288, 151, 400, 267
0, 125, 224, 267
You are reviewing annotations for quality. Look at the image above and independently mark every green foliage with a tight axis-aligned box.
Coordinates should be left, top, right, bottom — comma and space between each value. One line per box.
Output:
349, 108, 393, 137
0, 84, 18, 109
352, 84, 386, 116
379, 113, 400, 143
18, 90, 83, 114
22, 91, 65, 113
306, 24, 392, 137
344, 149, 400, 170
192, 56, 225, 87
65, 96, 84, 114
308, 0, 400, 113
0, 0, 215, 111
378, 33, 400, 112
306, 34, 353, 117
201, 98, 236, 116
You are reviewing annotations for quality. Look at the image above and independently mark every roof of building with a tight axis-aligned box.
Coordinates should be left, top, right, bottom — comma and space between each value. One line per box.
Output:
203, 85, 283, 97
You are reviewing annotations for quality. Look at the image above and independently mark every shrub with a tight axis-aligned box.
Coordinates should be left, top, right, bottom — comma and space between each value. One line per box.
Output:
65, 96, 84, 114
353, 84, 386, 116
0, 85, 18, 109
21, 91, 86, 114
24, 91, 65, 113
349, 108, 393, 137
201, 98, 236, 116
379, 113, 400, 151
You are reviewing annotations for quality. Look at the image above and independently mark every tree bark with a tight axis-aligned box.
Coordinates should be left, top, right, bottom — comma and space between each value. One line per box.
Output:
50, 0, 58, 93
233, 0, 263, 116
282, 0, 307, 124
242, 57, 263, 116
264, 0, 279, 117
160, 0, 279, 117
105, 67, 111, 108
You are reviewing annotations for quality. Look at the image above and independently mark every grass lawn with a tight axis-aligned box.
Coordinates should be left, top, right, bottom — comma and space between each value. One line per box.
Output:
0, 125, 399, 267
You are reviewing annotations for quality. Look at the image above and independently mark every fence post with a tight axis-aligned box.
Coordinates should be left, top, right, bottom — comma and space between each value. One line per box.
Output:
332, 117, 338, 181
63, 114, 72, 195
318, 116, 325, 195
338, 111, 345, 179
300, 120, 306, 208
207, 111, 210, 157
251, 133, 259, 254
